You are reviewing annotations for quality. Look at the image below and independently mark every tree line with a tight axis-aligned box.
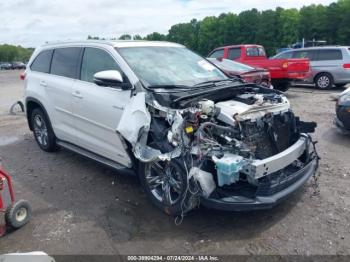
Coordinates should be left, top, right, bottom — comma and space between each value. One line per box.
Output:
0, 44, 34, 62
89, 0, 350, 56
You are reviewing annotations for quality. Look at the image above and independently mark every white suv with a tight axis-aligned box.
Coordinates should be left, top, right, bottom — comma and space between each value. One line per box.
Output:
24, 41, 319, 215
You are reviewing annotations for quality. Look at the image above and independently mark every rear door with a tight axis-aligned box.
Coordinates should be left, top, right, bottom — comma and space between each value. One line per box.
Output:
45, 47, 82, 142
72, 47, 132, 166
313, 49, 344, 83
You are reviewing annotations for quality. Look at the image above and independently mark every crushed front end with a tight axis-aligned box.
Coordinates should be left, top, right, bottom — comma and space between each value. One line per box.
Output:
118, 85, 319, 214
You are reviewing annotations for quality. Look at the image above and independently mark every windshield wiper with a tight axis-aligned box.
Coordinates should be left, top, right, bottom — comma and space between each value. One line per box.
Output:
147, 84, 192, 90
146, 84, 217, 93
193, 79, 238, 87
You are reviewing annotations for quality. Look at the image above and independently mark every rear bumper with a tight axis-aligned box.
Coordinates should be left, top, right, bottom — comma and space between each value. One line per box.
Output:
201, 157, 318, 211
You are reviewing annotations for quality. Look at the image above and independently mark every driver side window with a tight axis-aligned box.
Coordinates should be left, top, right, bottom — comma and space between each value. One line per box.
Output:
81, 48, 121, 83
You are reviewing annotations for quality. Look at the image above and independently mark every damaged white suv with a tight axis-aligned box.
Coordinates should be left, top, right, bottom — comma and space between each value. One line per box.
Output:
24, 41, 319, 215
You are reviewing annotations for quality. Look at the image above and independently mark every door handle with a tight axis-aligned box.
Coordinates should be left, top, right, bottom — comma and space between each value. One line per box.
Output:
40, 80, 47, 87
112, 105, 124, 110
72, 91, 83, 99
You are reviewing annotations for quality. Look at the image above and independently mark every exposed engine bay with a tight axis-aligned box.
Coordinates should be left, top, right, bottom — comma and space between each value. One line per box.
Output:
117, 85, 318, 215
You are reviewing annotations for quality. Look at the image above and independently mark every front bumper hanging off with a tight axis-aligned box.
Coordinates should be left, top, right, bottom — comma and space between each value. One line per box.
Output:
201, 135, 319, 211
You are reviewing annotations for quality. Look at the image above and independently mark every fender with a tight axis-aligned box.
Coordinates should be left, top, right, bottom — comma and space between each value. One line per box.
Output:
25, 97, 54, 134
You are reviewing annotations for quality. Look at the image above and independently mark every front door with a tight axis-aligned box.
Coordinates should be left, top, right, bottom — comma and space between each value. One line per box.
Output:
72, 47, 132, 166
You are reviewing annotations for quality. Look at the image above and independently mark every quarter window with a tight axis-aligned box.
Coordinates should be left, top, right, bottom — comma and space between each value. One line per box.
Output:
30, 50, 53, 73
80, 48, 120, 83
246, 47, 266, 57
208, 49, 225, 59
317, 49, 342, 61
51, 47, 81, 79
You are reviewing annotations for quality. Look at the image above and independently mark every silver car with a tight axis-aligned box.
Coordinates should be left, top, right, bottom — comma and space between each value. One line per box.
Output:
274, 46, 350, 89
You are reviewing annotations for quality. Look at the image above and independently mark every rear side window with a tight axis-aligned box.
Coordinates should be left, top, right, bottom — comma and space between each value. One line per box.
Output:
80, 48, 120, 83
30, 50, 53, 73
317, 49, 342, 61
292, 50, 317, 61
228, 48, 241, 60
209, 49, 224, 59
246, 47, 266, 57
51, 47, 81, 79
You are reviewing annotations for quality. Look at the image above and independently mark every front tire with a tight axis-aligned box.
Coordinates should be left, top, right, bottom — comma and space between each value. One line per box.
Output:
31, 108, 57, 152
315, 73, 333, 89
139, 160, 191, 216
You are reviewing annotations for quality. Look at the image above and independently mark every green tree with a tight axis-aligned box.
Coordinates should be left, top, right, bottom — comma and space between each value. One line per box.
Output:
299, 4, 327, 41
197, 16, 221, 55
256, 10, 279, 55
336, 0, 350, 44
0, 45, 33, 62
167, 19, 200, 51
278, 8, 300, 48
133, 34, 143, 40
145, 32, 167, 41
235, 9, 260, 44
119, 34, 132, 40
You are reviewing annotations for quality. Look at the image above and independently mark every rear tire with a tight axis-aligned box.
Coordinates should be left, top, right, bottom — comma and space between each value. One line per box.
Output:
315, 73, 333, 89
31, 108, 57, 152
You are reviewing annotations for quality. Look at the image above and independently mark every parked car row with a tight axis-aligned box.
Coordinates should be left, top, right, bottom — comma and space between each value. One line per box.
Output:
208, 44, 311, 92
208, 45, 350, 90
0, 62, 26, 70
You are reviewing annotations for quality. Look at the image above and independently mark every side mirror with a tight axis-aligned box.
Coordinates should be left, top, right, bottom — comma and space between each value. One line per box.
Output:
93, 70, 131, 89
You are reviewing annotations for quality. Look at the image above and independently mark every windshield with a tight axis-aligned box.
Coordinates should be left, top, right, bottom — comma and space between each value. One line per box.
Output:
208, 58, 254, 73
117, 46, 228, 87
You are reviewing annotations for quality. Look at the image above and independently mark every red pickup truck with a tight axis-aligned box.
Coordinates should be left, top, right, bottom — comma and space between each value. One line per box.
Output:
208, 45, 311, 91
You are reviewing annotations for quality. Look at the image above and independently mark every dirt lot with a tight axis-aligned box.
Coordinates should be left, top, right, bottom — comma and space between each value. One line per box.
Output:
0, 70, 350, 256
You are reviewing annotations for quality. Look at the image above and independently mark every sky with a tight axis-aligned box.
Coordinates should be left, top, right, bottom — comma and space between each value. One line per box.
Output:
0, 0, 336, 47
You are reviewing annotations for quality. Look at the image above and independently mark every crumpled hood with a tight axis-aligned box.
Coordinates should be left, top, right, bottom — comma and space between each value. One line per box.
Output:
216, 94, 290, 125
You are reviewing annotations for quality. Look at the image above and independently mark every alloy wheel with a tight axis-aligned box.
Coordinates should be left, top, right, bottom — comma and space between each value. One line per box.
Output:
33, 114, 48, 147
145, 161, 184, 206
317, 75, 330, 89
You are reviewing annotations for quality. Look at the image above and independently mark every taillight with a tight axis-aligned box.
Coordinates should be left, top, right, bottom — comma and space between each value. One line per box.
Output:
282, 62, 288, 69
20, 71, 26, 80
343, 64, 350, 69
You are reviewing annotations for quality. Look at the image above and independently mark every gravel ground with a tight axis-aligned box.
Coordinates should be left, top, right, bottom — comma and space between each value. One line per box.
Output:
0, 70, 350, 256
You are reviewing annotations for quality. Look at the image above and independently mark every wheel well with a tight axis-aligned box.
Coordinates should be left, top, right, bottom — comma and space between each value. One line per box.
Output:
314, 72, 333, 83
26, 100, 41, 130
